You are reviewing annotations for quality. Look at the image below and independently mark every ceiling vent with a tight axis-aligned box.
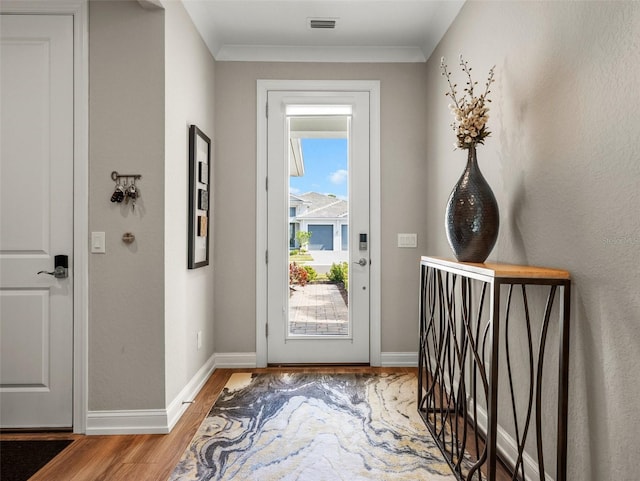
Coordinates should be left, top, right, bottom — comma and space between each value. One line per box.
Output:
308, 18, 337, 29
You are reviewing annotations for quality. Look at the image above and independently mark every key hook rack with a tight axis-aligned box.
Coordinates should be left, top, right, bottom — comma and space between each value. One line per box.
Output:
110, 170, 142, 209
111, 171, 142, 182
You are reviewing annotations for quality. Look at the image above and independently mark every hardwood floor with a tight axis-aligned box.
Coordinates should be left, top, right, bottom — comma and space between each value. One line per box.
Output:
0, 368, 408, 481
1, 366, 511, 481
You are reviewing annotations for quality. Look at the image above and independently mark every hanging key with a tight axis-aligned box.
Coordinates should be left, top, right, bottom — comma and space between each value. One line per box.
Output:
127, 180, 139, 210
111, 180, 125, 203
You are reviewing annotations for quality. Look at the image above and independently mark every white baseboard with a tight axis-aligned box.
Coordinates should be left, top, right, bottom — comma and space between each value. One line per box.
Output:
166, 352, 217, 431
380, 351, 418, 367
214, 352, 413, 368
87, 352, 217, 435
86, 351, 422, 435
86, 409, 170, 435
214, 352, 257, 368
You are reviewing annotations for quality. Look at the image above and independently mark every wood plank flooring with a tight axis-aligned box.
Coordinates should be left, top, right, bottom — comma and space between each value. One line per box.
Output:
0, 367, 511, 481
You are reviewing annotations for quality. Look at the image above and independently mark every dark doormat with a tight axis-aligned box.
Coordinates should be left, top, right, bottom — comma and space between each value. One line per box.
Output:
0, 439, 73, 481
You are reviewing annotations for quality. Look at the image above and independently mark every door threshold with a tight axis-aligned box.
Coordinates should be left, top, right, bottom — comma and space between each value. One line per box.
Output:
267, 363, 370, 368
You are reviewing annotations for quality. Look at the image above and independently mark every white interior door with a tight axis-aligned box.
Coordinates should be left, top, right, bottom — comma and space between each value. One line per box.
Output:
267, 90, 370, 364
0, 14, 74, 428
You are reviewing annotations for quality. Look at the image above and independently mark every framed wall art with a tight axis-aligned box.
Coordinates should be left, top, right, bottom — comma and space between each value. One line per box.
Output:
188, 125, 211, 269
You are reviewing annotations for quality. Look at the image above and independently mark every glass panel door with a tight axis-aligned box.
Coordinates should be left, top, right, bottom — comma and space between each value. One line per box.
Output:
288, 128, 350, 338
267, 90, 370, 364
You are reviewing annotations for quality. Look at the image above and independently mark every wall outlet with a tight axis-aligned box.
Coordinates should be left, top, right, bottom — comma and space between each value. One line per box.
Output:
197, 331, 202, 350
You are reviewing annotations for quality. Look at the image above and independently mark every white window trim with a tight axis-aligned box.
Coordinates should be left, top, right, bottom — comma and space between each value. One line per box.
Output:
256, 79, 381, 367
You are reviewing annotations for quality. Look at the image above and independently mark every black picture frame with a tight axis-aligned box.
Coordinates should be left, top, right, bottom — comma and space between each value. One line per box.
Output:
188, 125, 211, 269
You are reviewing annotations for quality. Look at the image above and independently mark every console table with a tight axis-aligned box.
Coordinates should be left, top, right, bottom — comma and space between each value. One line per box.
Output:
418, 257, 571, 481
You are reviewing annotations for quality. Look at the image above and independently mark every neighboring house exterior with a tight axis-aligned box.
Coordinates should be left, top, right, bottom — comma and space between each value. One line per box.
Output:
290, 192, 348, 251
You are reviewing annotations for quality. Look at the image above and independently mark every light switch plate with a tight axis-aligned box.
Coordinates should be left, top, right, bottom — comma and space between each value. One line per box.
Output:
398, 233, 417, 248
91, 232, 106, 253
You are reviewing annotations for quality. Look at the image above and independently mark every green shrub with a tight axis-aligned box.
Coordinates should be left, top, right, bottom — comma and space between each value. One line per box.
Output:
290, 249, 299, 256
302, 265, 317, 282
328, 262, 348, 284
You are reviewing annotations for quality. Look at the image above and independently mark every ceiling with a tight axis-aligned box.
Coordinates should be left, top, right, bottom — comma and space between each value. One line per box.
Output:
181, 0, 465, 63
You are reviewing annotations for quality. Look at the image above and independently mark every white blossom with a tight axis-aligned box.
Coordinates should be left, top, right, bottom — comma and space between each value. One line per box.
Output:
441, 56, 495, 150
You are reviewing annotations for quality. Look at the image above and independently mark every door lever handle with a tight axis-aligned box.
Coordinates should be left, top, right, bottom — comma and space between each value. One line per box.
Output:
37, 255, 69, 278
353, 258, 368, 267
38, 266, 68, 279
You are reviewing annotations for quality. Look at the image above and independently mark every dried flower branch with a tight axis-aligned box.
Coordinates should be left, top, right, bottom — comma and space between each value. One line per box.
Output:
441, 55, 495, 150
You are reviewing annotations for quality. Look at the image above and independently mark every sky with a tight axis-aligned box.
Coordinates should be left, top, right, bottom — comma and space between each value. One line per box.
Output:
290, 138, 348, 200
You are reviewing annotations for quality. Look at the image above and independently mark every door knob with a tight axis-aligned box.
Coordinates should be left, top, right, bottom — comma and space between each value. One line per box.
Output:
37, 255, 69, 279
353, 257, 368, 267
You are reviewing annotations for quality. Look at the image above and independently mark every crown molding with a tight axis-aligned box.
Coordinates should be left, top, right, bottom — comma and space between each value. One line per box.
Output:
215, 44, 427, 63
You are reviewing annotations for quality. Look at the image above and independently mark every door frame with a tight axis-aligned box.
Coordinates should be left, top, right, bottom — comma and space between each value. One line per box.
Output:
1, 0, 89, 433
256, 79, 381, 367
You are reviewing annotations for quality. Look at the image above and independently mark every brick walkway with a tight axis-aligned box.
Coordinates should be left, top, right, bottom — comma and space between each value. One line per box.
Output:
289, 282, 349, 335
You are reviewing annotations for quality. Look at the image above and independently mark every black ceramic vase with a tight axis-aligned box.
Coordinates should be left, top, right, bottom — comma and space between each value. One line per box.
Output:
445, 144, 499, 263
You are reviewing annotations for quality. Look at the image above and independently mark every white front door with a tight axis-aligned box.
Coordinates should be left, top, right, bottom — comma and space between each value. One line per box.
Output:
266, 90, 370, 364
0, 14, 74, 428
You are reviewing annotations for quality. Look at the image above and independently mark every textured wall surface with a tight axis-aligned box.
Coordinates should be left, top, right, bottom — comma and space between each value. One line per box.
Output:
89, 0, 166, 410
213, 62, 430, 354
164, 0, 216, 405
87, 7, 640, 471
425, 2, 640, 479
89, 0, 216, 413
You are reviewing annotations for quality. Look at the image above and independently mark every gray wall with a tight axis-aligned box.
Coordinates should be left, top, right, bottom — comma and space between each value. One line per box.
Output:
213, 62, 430, 354
164, 0, 216, 405
89, 0, 216, 412
425, 2, 640, 480
87, 5, 640, 477
89, 0, 166, 410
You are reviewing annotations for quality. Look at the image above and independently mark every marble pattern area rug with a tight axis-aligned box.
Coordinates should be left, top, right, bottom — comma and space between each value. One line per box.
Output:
169, 372, 456, 481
